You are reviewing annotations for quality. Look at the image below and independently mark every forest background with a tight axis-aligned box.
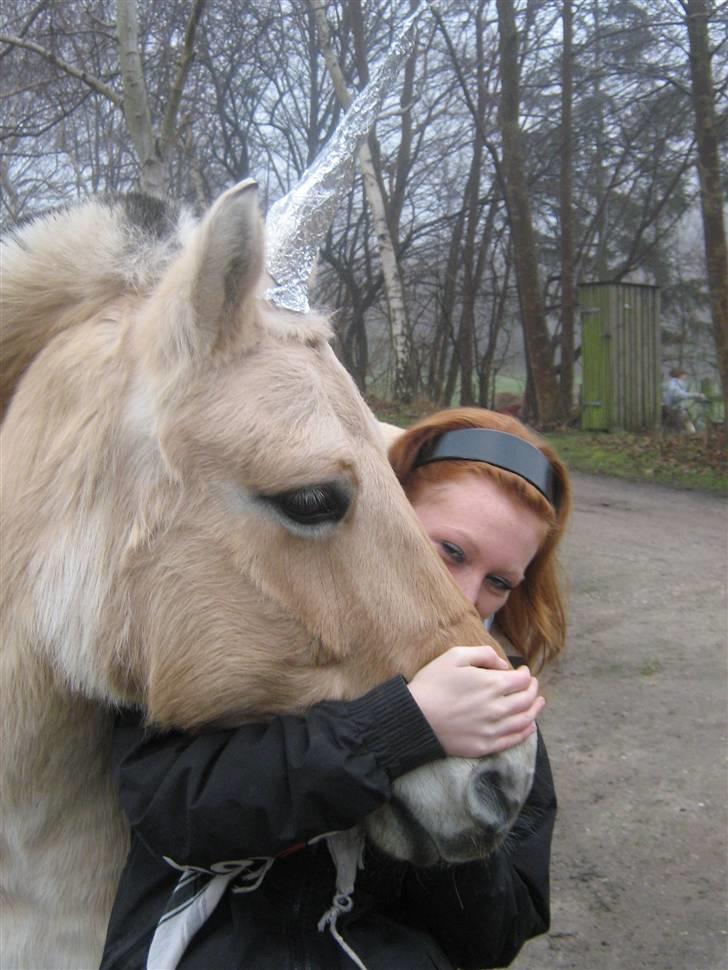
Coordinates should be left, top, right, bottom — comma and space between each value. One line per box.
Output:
1, 0, 726, 435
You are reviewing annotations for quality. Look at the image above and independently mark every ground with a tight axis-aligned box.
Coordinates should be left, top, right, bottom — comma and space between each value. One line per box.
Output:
510, 473, 727, 970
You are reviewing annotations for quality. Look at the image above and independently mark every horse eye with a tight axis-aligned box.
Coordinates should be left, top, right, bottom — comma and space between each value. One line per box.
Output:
268, 482, 351, 527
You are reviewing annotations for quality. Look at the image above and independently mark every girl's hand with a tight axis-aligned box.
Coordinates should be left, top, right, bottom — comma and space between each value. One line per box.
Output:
407, 645, 543, 759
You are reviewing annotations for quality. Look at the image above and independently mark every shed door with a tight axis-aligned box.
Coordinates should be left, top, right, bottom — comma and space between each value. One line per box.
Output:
581, 307, 611, 431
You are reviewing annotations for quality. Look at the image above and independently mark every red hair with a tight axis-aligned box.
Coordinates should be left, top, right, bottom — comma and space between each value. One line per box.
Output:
389, 407, 572, 670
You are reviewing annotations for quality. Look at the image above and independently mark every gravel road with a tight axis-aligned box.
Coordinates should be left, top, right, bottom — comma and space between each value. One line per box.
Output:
510, 473, 727, 970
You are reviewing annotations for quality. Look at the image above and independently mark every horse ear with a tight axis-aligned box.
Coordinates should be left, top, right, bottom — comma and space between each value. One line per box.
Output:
190, 179, 264, 348
141, 180, 265, 374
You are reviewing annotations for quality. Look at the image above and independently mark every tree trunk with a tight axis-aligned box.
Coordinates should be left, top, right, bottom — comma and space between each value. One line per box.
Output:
429, 208, 466, 404
496, 0, 559, 425
590, 0, 609, 279
116, 0, 206, 199
684, 0, 728, 426
342, 309, 369, 392
455, 127, 487, 406
478, 248, 511, 408
309, 0, 414, 402
558, 0, 576, 421
116, 0, 167, 199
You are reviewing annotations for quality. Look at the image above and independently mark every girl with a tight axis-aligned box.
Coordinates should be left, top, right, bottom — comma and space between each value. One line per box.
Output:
101, 407, 571, 970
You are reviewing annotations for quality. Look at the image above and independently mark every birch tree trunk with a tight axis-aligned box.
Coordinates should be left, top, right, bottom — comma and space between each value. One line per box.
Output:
309, 0, 414, 401
116, 0, 166, 199
683, 0, 728, 427
116, 0, 207, 199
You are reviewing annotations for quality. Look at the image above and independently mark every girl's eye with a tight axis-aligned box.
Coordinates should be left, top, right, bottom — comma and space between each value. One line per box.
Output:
487, 574, 513, 593
440, 541, 465, 564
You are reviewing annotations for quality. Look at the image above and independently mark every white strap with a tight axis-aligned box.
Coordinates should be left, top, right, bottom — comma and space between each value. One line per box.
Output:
317, 828, 369, 970
146, 829, 367, 970
146, 857, 274, 970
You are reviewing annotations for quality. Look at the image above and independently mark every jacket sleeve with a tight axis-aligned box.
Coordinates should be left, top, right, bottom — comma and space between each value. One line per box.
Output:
111, 676, 443, 867
393, 728, 556, 969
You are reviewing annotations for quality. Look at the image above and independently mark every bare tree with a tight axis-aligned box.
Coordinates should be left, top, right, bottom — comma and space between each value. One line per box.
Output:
308, 0, 415, 401
497, 0, 559, 424
2, 0, 722, 412
682, 0, 728, 423
1, 0, 207, 199
558, 0, 576, 420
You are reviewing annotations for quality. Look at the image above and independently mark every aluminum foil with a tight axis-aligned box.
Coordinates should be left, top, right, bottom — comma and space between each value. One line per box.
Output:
264, 6, 424, 313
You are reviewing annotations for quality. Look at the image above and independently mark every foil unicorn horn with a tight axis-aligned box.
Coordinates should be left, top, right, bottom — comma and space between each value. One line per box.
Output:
264, 6, 424, 314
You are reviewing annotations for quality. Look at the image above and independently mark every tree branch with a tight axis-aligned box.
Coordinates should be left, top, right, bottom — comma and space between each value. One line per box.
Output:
159, 0, 208, 154
0, 32, 122, 107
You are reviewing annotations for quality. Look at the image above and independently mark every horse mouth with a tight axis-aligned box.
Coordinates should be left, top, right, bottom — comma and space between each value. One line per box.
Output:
383, 794, 510, 866
364, 742, 537, 866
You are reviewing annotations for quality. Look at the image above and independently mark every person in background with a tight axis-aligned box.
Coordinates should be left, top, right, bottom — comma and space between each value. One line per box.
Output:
662, 367, 707, 432
101, 406, 571, 970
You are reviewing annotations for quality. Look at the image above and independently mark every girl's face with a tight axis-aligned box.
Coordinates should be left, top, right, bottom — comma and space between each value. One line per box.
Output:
411, 473, 547, 621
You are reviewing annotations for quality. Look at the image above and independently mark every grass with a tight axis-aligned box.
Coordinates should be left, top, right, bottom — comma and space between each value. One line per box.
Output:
368, 397, 727, 495
546, 430, 727, 494
369, 396, 442, 428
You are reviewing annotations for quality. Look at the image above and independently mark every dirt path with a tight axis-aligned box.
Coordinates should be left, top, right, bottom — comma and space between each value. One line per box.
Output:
510, 473, 727, 970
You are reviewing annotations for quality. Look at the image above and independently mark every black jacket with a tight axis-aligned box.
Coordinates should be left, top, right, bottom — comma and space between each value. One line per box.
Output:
101, 676, 555, 970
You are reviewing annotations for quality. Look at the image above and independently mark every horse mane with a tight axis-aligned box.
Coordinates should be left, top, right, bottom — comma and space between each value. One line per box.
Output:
0, 194, 190, 423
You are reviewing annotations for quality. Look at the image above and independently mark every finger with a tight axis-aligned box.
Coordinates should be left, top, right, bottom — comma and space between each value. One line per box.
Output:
492, 696, 545, 737
500, 666, 534, 694
487, 685, 542, 724
451, 645, 510, 670
479, 720, 538, 756
500, 677, 540, 713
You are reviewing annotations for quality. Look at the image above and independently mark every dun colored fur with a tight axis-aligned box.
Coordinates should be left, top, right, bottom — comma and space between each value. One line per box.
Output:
0, 182, 535, 968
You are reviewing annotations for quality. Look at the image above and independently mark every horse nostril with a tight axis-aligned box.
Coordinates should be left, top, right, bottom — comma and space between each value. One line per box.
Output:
470, 767, 521, 826
480, 769, 503, 792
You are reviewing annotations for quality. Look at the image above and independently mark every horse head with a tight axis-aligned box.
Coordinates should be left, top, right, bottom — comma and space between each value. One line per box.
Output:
0, 182, 535, 966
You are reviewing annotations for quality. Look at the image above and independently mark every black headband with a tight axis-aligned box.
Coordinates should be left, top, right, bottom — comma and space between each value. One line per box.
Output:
413, 428, 558, 508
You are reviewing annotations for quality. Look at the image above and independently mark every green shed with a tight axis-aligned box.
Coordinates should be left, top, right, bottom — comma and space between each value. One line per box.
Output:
579, 282, 661, 432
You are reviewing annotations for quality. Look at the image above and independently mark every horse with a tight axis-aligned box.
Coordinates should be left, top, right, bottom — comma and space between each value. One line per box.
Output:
0, 181, 537, 968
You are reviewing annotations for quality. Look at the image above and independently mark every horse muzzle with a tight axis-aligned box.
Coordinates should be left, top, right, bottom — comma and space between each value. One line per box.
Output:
363, 731, 538, 867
